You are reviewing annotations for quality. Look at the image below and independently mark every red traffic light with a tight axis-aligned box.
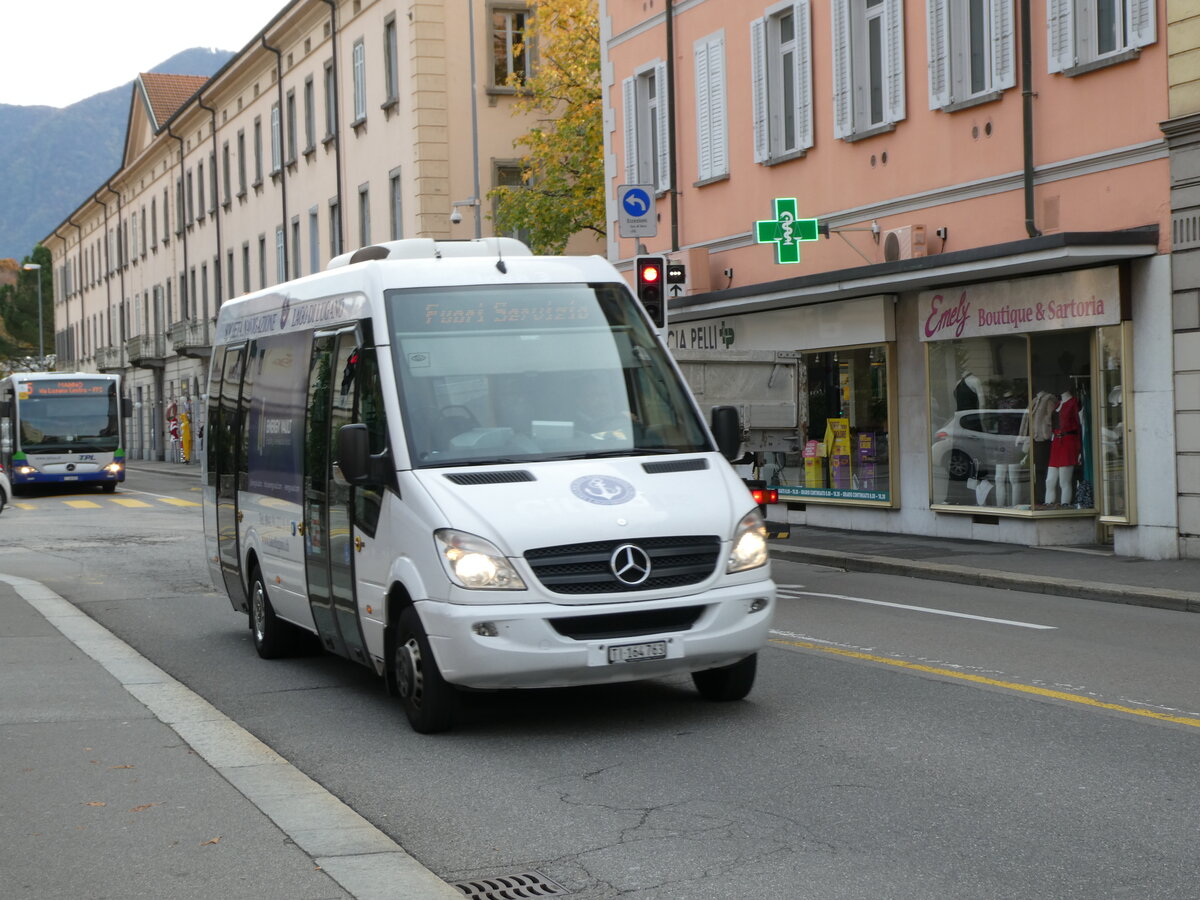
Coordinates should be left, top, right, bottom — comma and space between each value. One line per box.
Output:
639, 261, 662, 283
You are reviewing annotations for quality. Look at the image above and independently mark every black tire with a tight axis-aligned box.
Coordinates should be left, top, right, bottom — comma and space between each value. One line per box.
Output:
249, 567, 291, 659
692, 653, 757, 701
394, 606, 457, 734
947, 449, 972, 481
101, 483, 117, 493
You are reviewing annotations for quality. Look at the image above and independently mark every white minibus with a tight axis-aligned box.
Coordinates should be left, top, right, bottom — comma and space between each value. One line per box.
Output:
202, 239, 774, 732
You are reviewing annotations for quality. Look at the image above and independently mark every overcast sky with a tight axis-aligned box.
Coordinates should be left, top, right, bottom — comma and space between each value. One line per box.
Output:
1, 0, 291, 108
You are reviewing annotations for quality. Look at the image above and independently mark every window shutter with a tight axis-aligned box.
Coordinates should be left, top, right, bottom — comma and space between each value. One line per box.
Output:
695, 40, 713, 180
708, 34, 728, 176
794, 1, 814, 150
830, 0, 852, 139
750, 18, 770, 161
655, 61, 670, 193
623, 76, 638, 183
1046, 0, 1074, 74
1127, 0, 1156, 49
991, 0, 1016, 91
927, 0, 951, 109
884, 0, 906, 124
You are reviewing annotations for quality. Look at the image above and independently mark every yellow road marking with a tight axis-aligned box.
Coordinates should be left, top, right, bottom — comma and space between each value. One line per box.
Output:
13, 503, 37, 510
158, 498, 201, 507
64, 500, 103, 509
770, 637, 1200, 729
110, 498, 153, 507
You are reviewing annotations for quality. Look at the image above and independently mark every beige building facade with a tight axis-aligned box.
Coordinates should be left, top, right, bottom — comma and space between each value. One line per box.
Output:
42, 0, 552, 463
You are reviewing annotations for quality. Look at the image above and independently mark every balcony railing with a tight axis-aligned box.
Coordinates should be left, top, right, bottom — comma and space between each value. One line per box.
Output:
126, 334, 166, 368
95, 345, 123, 372
168, 318, 212, 359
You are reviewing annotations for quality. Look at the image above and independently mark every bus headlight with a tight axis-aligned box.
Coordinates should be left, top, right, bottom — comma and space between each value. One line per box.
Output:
435, 529, 526, 590
104, 462, 124, 474
727, 510, 769, 573
16, 465, 37, 476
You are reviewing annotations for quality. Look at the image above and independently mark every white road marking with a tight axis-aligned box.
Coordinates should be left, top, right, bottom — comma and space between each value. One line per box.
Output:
777, 586, 1057, 630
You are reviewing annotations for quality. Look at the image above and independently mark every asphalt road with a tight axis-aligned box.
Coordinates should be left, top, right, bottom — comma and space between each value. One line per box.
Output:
4, 471, 1198, 899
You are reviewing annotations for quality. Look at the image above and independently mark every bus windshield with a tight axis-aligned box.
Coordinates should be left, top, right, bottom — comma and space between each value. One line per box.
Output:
16, 378, 121, 453
386, 282, 711, 466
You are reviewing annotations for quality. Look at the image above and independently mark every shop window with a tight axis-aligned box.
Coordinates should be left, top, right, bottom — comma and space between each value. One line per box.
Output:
1097, 324, 1131, 522
772, 344, 893, 504
928, 331, 1105, 512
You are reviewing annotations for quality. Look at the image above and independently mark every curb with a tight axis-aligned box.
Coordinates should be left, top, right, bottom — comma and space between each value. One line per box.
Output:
769, 545, 1200, 614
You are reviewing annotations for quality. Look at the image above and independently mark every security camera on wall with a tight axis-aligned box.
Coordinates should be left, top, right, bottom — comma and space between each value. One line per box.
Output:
450, 209, 463, 225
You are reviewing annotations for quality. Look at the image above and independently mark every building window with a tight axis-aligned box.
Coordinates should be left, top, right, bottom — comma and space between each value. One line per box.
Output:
270, 104, 281, 174
492, 7, 531, 89
831, 0, 906, 140
276, 226, 286, 283
186, 169, 195, 224
227, 248, 236, 299
358, 182, 371, 247
309, 206, 320, 274
1047, 0, 1156, 74
751, 3, 813, 163
222, 141, 232, 205
928, 0, 1015, 109
196, 162, 205, 220
162, 187, 171, 242
242, 242, 250, 294
304, 75, 316, 152
622, 62, 669, 192
694, 31, 729, 180
237, 130, 247, 196
389, 168, 403, 240
352, 39, 367, 123
493, 164, 530, 246
209, 151, 218, 212
151, 198, 158, 249
329, 198, 342, 257
291, 217, 302, 278
286, 90, 298, 164
383, 15, 400, 104
324, 60, 337, 139
258, 234, 267, 290
253, 116, 264, 185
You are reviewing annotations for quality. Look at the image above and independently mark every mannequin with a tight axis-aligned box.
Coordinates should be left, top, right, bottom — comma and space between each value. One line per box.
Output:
1023, 389, 1056, 504
954, 370, 984, 411
1046, 389, 1082, 506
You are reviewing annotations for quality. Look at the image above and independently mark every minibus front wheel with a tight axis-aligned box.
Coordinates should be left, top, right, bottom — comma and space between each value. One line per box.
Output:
691, 653, 757, 701
250, 567, 291, 659
394, 606, 458, 734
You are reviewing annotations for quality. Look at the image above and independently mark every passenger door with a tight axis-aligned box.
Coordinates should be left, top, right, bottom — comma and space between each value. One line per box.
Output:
303, 326, 368, 664
215, 344, 248, 605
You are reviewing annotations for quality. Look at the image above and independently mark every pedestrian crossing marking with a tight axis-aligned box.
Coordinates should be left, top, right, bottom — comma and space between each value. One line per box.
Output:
159, 497, 202, 507
4, 496, 200, 511
111, 498, 154, 508
64, 500, 103, 509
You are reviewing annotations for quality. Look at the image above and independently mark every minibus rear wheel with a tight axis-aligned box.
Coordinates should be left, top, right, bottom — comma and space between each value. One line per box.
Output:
250, 567, 290, 660
691, 653, 757, 701
394, 606, 458, 734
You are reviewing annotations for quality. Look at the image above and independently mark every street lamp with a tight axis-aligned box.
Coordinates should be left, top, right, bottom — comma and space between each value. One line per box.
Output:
21, 262, 44, 363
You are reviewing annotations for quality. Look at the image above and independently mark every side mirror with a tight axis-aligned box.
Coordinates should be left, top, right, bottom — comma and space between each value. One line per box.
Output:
710, 405, 741, 461
121, 398, 133, 418
336, 423, 372, 484
0, 400, 10, 418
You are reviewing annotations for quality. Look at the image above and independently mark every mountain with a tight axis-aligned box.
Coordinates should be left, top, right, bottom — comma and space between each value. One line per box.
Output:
0, 48, 234, 261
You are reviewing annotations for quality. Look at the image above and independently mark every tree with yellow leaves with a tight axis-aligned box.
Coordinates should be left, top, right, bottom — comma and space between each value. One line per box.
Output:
489, 0, 604, 254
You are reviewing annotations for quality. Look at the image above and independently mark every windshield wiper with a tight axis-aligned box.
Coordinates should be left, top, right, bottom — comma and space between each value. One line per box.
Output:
559, 447, 681, 459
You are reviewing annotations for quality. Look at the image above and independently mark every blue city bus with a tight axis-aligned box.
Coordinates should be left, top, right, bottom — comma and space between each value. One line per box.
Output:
0, 373, 131, 493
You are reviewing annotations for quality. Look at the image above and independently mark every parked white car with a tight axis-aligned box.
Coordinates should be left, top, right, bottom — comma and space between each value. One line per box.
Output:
0, 462, 10, 514
932, 410, 1027, 481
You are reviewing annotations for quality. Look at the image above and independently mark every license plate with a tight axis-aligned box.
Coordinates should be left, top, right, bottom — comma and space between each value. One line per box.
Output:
64, 475, 78, 481
607, 641, 667, 664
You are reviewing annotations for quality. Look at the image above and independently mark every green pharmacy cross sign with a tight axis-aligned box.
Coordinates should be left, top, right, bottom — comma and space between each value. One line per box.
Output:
755, 198, 820, 264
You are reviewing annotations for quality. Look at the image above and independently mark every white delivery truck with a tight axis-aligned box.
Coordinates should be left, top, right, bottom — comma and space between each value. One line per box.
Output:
202, 238, 775, 732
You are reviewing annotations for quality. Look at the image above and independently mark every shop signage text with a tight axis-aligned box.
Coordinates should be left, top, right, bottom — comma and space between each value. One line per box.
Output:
919, 268, 1120, 341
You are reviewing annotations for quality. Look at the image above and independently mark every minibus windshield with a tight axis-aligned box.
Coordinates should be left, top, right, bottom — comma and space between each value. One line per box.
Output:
15, 379, 121, 454
386, 282, 711, 466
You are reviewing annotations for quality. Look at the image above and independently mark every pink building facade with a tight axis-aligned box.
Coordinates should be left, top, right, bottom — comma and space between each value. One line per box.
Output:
602, 0, 1178, 557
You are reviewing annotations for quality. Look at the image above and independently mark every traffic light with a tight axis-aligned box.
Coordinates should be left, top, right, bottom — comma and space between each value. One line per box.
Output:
635, 255, 666, 328
666, 261, 686, 284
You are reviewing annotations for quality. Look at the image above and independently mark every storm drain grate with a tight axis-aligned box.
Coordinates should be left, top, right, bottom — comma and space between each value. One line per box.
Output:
449, 871, 569, 899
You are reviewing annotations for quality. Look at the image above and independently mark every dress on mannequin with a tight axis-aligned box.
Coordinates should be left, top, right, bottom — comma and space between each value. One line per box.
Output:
1022, 390, 1056, 504
1046, 392, 1081, 506
954, 371, 984, 411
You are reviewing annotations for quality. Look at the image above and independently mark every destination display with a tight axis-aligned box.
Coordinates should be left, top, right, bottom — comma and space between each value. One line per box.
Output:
18, 379, 109, 398
391, 286, 600, 332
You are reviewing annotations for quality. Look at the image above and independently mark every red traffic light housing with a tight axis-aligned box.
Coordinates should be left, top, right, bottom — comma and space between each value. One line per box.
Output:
635, 256, 666, 328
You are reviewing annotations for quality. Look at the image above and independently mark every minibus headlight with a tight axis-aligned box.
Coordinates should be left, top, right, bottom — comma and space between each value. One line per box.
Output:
727, 510, 769, 573
434, 529, 527, 590
105, 462, 124, 474
16, 464, 37, 476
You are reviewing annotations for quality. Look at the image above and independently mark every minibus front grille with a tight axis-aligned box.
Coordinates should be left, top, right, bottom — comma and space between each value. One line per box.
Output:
443, 470, 536, 485
525, 536, 721, 595
548, 605, 704, 640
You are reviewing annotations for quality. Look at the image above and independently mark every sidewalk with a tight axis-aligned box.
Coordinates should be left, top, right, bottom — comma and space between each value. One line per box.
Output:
128, 458, 1200, 613
0, 572, 460, 900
